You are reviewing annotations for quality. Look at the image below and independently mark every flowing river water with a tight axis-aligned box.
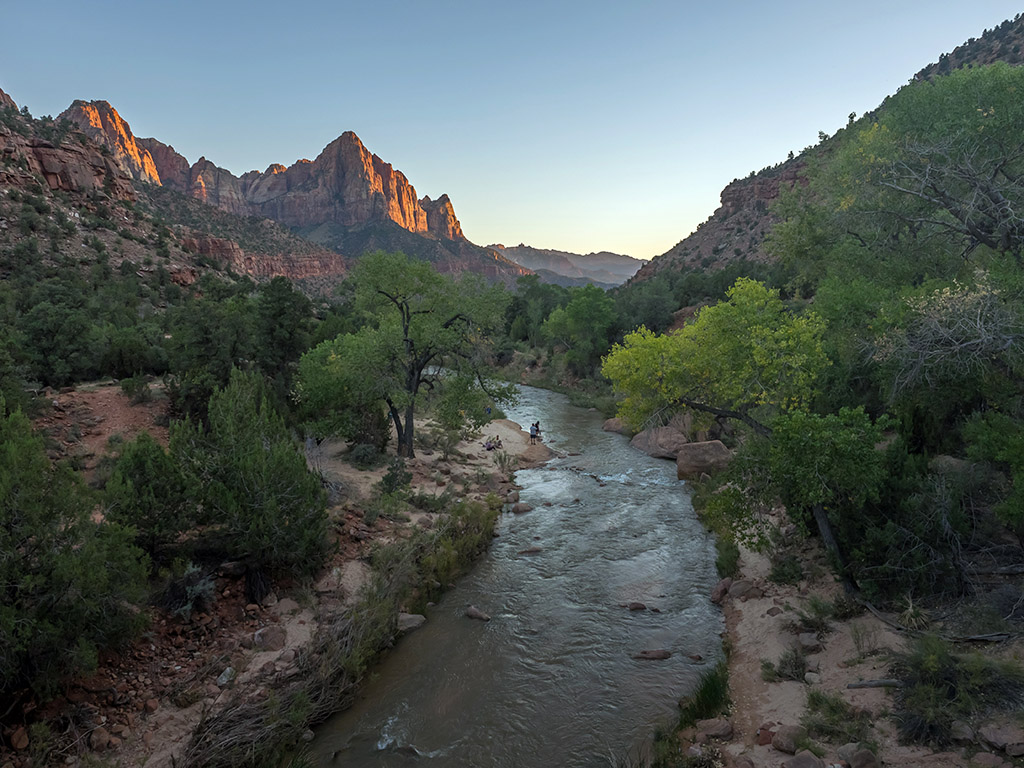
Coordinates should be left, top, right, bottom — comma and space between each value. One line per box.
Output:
311, 386, 723, 767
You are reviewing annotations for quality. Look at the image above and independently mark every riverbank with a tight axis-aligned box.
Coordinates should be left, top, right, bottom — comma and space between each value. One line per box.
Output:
681, 519, 1024, 768
2, 382, 548, 768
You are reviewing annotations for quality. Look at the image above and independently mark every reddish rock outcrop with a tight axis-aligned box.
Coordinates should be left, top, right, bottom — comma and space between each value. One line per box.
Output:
188, 157, 250, 216
58, 100, 161, 184
136, 137, 191, 191
676, 440, 733, 480
0, 87, 17, 109
0, 128, 135, 200
421, 194, 465, 240
179, 234, 346, 283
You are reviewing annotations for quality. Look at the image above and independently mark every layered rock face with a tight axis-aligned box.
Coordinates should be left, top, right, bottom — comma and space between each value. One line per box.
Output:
64, 101, 466, 243
0, 126, 135, 200
0, 87, 16, 109
632, 158, 804, 282
58, 100, 161, 184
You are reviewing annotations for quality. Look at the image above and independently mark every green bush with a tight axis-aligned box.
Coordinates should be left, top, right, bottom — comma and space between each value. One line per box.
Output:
891, 634, 1024, 746
0, 403, 148, 697
769, 552, 804, 584
104, 431, 195, 566
171, 370, 329, 584
715, 537, 741, 578
802, 689, 873, 744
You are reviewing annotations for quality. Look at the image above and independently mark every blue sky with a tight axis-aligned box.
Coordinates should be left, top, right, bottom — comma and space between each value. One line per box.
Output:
3, 1, 1021, 259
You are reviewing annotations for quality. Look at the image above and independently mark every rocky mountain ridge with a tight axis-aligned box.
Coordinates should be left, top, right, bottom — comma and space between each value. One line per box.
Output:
58, 100, 525, 282
633, 13, 1024, 283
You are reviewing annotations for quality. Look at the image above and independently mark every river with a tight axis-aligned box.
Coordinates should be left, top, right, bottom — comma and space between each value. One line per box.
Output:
311, 386, 723, 767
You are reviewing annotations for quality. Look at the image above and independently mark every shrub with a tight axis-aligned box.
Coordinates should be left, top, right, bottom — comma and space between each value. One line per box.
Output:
715, 537, 741, 578
0, 403, 148, 697
347, 442, 383, 469
171, 370, 329, 583
802, 689, 873, 744
769, 552, 804, 584
762, 648, 807, 682
104, 431, 195, 566
891, 634, 1024, 745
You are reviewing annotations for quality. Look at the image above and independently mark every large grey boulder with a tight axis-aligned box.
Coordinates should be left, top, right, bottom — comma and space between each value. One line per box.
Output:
602, 417, 628, 434
676, 440, 732, 480
630, 425, 689, 459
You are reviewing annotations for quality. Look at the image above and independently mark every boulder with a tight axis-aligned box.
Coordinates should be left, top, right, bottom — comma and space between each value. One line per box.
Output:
465, 605, 491, 621
710, 577, 733, 604
798, 633, 822, 653
511, 503, 533, 514
397, 613, 426, 633
630, 425, 689, 459
216, 667, 236, 687
695, 718, 733, 742
728, 580, 754, 599
772, 724, 807, 754
627, 602, 647, 611
90, 726, 111, 751
602, 417, 628, 434
10, 727, 28, 751
253, 625, 287, 651
676, 441, 732, 480
980, 722, 1024, 751
783, 751, 824, 768
849, 748, 880, 768
970, 754, 1007, 768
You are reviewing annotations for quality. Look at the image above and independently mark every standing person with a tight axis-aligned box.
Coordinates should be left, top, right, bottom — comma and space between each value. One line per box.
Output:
529, 422, 538, 445
535, 422, 542, 440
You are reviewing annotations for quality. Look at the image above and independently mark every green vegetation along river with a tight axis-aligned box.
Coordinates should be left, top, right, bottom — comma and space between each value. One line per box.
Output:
311, 386, 723, 766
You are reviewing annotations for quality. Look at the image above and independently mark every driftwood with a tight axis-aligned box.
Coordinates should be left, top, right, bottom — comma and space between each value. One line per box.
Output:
847, 679, 904, 689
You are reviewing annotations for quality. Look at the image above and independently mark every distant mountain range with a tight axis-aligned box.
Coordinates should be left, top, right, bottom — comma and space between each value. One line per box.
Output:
489, 244, 642, 287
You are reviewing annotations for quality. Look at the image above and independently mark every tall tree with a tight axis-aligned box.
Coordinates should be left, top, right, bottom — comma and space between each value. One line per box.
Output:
299, 252, 513, 457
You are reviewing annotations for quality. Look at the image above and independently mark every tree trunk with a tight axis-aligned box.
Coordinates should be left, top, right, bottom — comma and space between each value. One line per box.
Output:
397, 403, 416, 458
812, 502, 856, 593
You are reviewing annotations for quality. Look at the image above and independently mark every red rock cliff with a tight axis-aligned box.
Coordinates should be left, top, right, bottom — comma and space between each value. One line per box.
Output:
421, 194, 465, 240
58, 100, 161, 184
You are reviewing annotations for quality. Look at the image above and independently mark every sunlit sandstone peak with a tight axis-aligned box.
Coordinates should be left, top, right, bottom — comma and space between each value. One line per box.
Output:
58, 100, 161, 185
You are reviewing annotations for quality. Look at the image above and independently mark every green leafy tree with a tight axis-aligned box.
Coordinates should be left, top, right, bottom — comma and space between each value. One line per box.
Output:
299, 252, 513, 457
171, 369, 328, 582
0, 401, 148, 697
603, 278, 829, 435
541, 283, 619, 376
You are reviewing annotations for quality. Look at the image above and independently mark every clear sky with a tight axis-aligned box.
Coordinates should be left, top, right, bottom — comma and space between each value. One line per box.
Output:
2, 1, 1021, 259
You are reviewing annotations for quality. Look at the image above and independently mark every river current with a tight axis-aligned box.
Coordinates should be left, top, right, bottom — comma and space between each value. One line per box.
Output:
312, 385, 723, 767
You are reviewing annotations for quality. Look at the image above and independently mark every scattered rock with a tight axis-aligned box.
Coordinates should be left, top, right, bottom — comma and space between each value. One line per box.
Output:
798, 633, 822, 653
90, 726, 111, 751
517, 546, 543, 555
217, 560, 247, 577
274, 597, 301, 615
216, 667, 236, 687
728, 580, 754, 599
10, 727, 28, 751
465, 605, 490, 621
695, 718, 733, 742
772, 724, 807, 754
397, 613, 427, 633
970, 754, 1007, 768
980, 722, 1024, 751
627, 602, 647, 611
783, 750, 824, 768
767, 606, 783, 616
849, 748, 880, 768
803, 671, 821, 685
633, 649, 672, 660
757, 724, 776, 745
506, 491, 520, 503
511, 503, 533, 514
254, 625, 287, 651
950, 721, 975, 743
144, 698, 159, 713
260, 592, 278, 607
710, 577, 732, 604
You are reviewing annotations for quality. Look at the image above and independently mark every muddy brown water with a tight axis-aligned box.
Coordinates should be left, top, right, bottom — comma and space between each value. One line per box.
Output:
312, 386, 723, 767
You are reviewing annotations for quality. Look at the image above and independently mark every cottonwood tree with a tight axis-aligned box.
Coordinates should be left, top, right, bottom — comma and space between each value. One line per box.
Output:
298, 252, 513, 458
602, 279, 890, 578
